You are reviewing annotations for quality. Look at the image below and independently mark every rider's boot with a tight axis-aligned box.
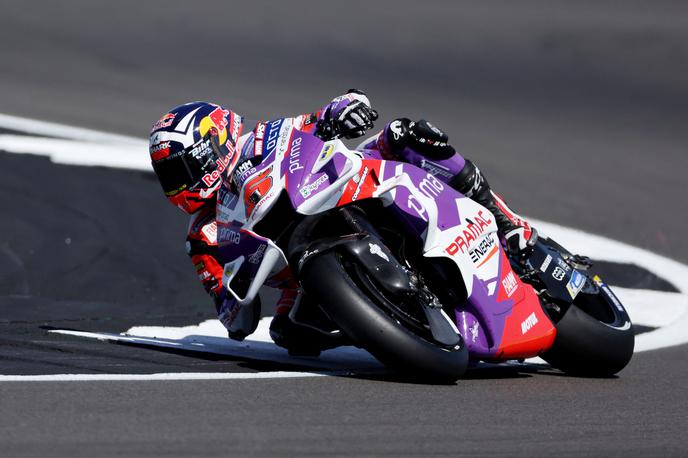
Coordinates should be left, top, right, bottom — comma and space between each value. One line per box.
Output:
269, 288, 346, 357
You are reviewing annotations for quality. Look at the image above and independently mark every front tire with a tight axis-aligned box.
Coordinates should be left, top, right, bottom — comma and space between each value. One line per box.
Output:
301, 252, 468, 382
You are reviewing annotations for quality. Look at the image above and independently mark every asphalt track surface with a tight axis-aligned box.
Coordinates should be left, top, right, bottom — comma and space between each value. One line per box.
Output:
1, 1, 687, 456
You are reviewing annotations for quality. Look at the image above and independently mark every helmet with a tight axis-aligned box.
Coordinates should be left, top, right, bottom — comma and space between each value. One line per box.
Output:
149, 101, 243, 214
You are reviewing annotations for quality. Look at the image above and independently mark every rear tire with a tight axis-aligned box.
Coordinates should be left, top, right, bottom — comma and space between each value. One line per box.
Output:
542, 303, 634, 376
301, 252, 468, 382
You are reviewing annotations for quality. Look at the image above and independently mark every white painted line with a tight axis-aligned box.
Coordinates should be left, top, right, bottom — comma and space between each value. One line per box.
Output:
50, 318, 383, 375
0, 371, 330, 382
0, 112, 143, 145
0, 112, 150, 171
0, 135, 150, 171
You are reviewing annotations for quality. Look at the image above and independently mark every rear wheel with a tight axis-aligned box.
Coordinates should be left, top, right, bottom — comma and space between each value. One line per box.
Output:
542, 289, 634, 377
300, 252, 468, 382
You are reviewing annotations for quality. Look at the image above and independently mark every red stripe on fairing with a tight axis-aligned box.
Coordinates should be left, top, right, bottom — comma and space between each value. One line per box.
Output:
336, 159, 382, 206
492, 250, 556, 359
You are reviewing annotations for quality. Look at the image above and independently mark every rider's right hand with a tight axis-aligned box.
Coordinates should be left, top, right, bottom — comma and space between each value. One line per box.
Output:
317, 89, 378, 140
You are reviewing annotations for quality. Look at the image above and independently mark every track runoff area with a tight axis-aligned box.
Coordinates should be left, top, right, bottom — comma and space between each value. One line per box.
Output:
1, 113, 686, 382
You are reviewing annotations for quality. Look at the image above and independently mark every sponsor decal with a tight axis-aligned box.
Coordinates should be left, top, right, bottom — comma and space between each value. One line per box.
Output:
150, 141, 171, 160
368, 243, 389, 262
248, 245, 266, 265
255, 123, 266, 140
232, 156, 263, 189
200, 222, 217, 243
469, 234, 496, 264
201, 152, 232, 187
298, 248, 320, 270
351, 167, 369, 201
236, 160, 253, 175
218, 227, 240, 245
602, 284, 625, 312
556, 257, 571, 271
593, 275, 625, 311
288, 136, 304, 174
566, 270, 586, 299
502, 271, 518, 298
420, 159, 454, 180
299, 174, 328, 198
188, 138, 212, 159
407, 194, 428, 222
444, 210, 493, 256
263, 119, 284, 157
552, 267, 566, 281
540, 254, 552, 272
521, 312, 539, 335
230, 112, 242, 142
151, 113, 175, 132
277, 123, 291, 155
406, 173, 445, 221
218, 226, 241, 245
417, 174, 444, 199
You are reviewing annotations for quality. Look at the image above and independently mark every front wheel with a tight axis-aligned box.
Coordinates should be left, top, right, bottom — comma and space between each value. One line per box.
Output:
300, 252, 469, 382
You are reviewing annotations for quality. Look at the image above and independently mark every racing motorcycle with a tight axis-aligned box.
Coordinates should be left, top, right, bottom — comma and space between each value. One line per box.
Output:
216, 118, 634, 382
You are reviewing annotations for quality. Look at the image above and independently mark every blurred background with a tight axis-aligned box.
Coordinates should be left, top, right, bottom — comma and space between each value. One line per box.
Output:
2, 0, 686, 258
1, 0, 686, 311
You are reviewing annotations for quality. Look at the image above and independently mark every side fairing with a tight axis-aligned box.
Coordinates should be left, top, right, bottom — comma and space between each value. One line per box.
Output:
372, 162, 555, 358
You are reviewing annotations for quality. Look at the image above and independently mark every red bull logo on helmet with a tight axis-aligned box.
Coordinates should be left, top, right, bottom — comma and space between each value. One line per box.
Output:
151, 113, 175, 132
200, 106, 231, 146
201, 146, 235, 187
208, 107, 230, 132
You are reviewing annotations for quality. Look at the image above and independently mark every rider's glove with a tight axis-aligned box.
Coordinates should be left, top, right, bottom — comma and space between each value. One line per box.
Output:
317, 89, 378, 140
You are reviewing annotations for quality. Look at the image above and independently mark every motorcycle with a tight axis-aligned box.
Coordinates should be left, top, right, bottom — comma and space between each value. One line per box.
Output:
216, 117, 634, 381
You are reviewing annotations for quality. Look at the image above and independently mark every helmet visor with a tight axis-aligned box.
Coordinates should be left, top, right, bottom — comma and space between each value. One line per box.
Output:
152, 136, 219, 196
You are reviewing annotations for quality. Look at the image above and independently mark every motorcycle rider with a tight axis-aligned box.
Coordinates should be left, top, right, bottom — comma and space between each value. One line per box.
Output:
148, 90, 536, 355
